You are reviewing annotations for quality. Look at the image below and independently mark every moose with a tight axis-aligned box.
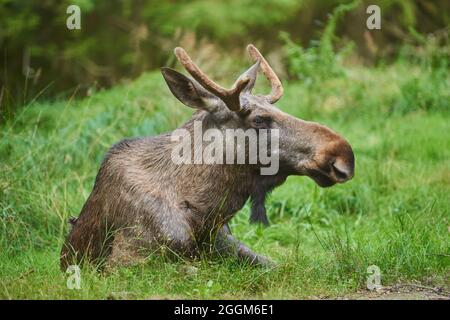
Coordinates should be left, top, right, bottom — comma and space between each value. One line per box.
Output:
60, 45, 354, 269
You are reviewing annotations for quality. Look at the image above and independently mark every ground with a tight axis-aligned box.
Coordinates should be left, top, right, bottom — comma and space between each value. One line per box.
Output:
338, 283, 449, 300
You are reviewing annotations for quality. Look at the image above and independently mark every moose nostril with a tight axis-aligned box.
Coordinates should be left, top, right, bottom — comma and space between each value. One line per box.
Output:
332, 164, 348, 180
331, 161, 353, 181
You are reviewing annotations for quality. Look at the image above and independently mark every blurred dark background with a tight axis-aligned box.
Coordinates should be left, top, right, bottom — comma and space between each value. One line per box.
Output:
0, 0, 449, 109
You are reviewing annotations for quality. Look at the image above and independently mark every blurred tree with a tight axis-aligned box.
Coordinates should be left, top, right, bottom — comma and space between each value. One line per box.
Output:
0, 0, 448, 110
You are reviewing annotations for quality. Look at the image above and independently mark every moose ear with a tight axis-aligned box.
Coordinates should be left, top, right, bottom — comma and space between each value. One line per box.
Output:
161, 67, 218, 112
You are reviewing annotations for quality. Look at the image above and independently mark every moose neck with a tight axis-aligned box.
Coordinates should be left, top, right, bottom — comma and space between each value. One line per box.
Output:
166, 111, 258, 225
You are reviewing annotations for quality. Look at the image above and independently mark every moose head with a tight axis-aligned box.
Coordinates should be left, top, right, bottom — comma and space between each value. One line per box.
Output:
161, 45, 354, 187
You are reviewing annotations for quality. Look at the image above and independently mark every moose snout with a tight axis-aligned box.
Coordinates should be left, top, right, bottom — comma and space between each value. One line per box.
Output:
304, 143, 355, 188
327, 139, 355, 183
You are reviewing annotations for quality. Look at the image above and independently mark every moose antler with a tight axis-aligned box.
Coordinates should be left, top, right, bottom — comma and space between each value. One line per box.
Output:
246, 44, 284, 104
174, 47, 250, 111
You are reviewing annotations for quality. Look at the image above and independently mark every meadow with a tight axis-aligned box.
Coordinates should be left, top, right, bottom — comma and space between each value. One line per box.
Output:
0, 52, 449, 299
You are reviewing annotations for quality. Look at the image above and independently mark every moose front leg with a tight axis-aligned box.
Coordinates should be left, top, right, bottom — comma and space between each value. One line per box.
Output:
214, 225, 276, 268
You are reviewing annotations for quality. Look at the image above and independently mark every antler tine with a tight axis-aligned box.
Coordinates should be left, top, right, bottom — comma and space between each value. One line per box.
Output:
174, 47, 249, 111
246, 44, 284, 104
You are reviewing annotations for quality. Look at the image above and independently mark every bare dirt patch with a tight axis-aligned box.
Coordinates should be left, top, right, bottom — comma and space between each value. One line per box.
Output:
339, 283, 450, 300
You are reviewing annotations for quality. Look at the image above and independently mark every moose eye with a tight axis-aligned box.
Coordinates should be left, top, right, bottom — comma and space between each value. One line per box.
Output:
251, 115, 270, 129
254, 116, 264, 124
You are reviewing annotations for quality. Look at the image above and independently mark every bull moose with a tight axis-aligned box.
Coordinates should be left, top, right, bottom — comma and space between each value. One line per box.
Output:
60, 45, 354, 269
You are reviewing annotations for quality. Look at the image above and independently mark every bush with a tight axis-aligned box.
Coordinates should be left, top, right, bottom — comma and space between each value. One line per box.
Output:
280, 1, 359, 85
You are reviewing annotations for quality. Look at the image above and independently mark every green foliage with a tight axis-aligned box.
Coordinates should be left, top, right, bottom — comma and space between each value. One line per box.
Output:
280, 31, 342, 85
392, 30, 450, 114
156, 0, 302, 39
1, 0, 449, 108
0, 0, 302, 103
394, 73, 449, 114
280, 1, 360, 85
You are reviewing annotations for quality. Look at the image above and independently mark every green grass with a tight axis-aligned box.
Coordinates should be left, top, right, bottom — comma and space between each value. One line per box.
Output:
0, 60, 449, 299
